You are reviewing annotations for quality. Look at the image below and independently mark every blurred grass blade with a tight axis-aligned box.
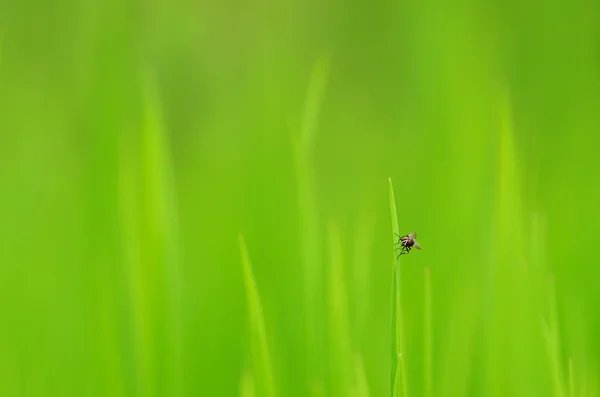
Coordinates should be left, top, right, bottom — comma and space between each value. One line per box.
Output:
352, 212, 374, 344
141, 71, 183, 397
388, 177, 400, 252
292, 55, 330, 393
401, 328, 408, 397
239, 234, 276, 397
424, 267, 432, 397
240, 371, 256, 397
354, 354, 371, 397
541, 276, 566, 397
300, 55, 331, 151
118, 130, 149, 396
327, 221, 353, 396
569, 358, 574, 397
484, 87, 533, 397
388, 177, 405, 397
118, 71, 185, 396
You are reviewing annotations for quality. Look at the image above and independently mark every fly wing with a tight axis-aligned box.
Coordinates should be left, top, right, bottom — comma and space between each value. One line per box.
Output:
409, 232, 417, 239
413, 240, 422, 250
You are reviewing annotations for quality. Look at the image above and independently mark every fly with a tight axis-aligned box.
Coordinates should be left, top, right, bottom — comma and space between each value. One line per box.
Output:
394, 232, 422, 259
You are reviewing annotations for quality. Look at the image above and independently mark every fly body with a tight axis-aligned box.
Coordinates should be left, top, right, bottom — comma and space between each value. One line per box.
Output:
395, 232, 422, 258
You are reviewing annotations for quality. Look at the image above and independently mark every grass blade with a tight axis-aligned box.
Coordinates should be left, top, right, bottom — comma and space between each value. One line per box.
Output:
118, 130, 149, 397
300, 55, 331, 151
388, 177, 405, 397
239, 235, 276, 397
141, 71, 183, 397
541, 276, 566, 397
354, 354, 371, 397
424, 267, 432, 397
569, 358, 574, 397
292, 55, 330, 394
352, 212, 374, 345
240, 371, 256, 397
117, 75, 184, 396
327, 221, 353, 397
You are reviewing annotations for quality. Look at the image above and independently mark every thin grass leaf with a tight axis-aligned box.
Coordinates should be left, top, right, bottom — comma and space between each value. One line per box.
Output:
240, 371, 255, 397
569, 358, 574, 397
352, 212, 375, 343
424, 267, 432, 397
239, 234, 276, 397
401, 331, 408, 397
483, 87, 532, 397
141, 71, 183, 397
388, 177, 405, 397
300, 55, 331, 151
327, 222, 353, 397
118, 130, 151, 397
292, 55, 330, 394
354, 354, 371, 397
541, 276, 566, 397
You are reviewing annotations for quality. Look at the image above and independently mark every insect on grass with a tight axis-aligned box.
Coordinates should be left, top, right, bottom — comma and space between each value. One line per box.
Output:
394, 232, 422, 259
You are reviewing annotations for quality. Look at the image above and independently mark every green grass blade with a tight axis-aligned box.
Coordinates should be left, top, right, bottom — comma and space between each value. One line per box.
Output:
117, 74, 184, 396
569, 358, 574, 397
541, 276, 566, 397
300, 55, 331, 151
389, 271, 398, 397
392, 352, 406, 397
239, 234, 276, 397
352, 212, 374, 344
327, 221, 353, 397
240, 371, 256, 397
388, 177, 405, 397
388, 177, 400, 249
424, 267, 432, 397
118, 130, 149, 397
141, 71, 183, 397
292, 55, 330, 394
354, 354, 371, 397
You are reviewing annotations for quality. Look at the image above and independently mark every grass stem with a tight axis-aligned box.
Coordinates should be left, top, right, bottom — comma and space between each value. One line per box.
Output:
389, 177, 406, 397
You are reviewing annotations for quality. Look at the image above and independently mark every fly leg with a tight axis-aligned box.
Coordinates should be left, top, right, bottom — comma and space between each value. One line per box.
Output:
394, 233, 403, 245
394, 243, 406, 252
395, 245, 410, 259
395, 245, 406, 259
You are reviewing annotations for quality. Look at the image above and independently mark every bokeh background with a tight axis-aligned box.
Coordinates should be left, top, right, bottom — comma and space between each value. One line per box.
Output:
1, 0, 599, 396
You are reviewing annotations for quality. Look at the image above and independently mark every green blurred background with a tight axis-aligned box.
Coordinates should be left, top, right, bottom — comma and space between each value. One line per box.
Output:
1, 0, 599, 395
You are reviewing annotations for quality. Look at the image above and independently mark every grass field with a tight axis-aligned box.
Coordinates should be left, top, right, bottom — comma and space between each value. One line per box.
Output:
1, 0, 599, 396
